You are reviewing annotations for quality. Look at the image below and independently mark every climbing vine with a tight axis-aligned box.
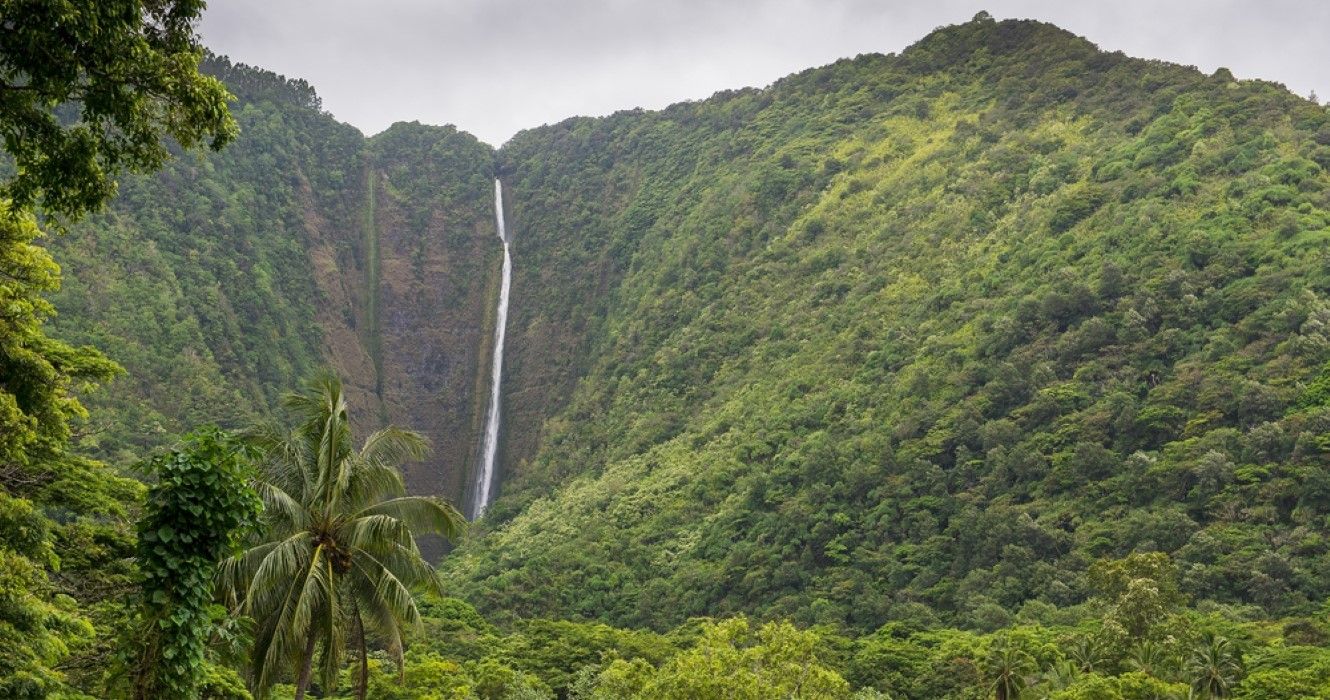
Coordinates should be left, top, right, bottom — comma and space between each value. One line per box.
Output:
132, 428, 260, 699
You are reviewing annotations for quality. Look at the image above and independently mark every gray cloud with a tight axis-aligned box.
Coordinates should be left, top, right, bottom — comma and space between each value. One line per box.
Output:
199, 0, 1330, 146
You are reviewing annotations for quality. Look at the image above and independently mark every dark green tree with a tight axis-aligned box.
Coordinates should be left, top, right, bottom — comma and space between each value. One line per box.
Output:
0, 491, 86, 698
0, 0, 237, 219
0, 165, 126, 700
1186, 632, 1243, 699
0, 208, 121, 473
0, 2, 235, 694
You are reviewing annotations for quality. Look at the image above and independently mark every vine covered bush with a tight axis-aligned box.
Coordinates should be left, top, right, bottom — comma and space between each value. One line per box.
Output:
131, 429, 260, 699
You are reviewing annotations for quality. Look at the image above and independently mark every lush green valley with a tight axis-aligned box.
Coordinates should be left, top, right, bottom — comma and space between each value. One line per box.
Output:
7, 5, 1330, 699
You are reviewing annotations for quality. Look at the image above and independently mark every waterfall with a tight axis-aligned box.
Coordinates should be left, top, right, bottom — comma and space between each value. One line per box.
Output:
473, 178, 511, 518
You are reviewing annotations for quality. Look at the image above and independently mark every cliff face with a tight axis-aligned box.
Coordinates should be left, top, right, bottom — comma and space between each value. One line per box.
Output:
362, 124, 497, 499
492, 143, 642, 510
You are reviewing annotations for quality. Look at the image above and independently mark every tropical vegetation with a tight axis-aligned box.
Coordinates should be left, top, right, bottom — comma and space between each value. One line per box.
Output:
3, 2, 1330, 698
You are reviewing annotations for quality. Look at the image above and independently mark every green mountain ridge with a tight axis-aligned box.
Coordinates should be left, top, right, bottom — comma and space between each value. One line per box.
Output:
46, 13, 1330, 640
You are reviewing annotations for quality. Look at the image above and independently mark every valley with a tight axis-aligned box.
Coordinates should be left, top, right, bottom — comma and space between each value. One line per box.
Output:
7, 9, 1330, 698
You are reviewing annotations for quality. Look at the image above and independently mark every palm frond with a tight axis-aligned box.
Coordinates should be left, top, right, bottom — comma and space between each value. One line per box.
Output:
254, 480, 309, 531
291, 546, 333, 647
348, 549, 424, 633
345, 541, 437, 597
253, 543, 323, 693
216, 540, 280, 602
382, 541, 444, 595
242, 531, 315, 616
340, 514, 414, 552
281, 370, 340, 423
352, 496, 465, 541
316, 555, 345, 691
348, 535, 443, 597
344, 561, 408, 673
342, 458, 409, 512
242, 422, 313, 502
361, 427, 429, 468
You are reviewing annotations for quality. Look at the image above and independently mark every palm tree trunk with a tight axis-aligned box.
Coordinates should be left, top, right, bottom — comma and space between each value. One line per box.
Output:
294, 632, 317, 700
354, 601, 369, 700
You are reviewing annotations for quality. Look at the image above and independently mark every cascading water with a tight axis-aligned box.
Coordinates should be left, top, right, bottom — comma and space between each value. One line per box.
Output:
473, 178, 511, 518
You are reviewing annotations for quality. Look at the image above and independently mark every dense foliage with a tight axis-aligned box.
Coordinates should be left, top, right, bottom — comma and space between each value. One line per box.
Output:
12, 44, 493, 695
0, 1, 229, 695
130, 428, 260, 699
45, 56, 365, 464
450, 15, 1330, 640
45, 56, 499, 502
0, 206, 121, 478
11, 8, 1330, 698
246, 585, 1330, 699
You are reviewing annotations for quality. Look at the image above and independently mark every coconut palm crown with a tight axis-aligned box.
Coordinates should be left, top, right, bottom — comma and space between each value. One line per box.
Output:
217, 371, 465, 699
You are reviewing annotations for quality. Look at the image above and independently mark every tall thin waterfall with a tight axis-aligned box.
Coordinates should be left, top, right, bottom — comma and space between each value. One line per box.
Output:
473, 178, 511, 518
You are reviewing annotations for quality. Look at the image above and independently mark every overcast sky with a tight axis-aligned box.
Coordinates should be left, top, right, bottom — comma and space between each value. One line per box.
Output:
199, 0, 1329, 146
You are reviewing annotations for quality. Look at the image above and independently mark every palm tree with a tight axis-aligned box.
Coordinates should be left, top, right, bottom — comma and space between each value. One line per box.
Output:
987, 639, 1035, 700
1184, 632, 1242, 699
1039, 658, 1081, 692
1128, 640, 1179, 681
1067, 637, 1102, 673
216, 372, 465, 700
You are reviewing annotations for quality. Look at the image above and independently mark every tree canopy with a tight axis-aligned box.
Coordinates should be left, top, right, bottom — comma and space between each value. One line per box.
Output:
0, 0, 237, 219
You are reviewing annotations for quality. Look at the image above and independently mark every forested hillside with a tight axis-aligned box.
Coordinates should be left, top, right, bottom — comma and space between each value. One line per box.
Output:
447, 15, 1330, 639
19, 10, 1330, 698
46, 57, 499, 496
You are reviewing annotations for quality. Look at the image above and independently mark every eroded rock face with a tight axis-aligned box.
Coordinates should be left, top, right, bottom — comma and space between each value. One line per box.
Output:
364, 166, 495, 499
320, 125, 499, 505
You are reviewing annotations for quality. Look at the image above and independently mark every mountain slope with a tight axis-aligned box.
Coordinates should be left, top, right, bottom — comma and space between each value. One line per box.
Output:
445, 16, 1330, 631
